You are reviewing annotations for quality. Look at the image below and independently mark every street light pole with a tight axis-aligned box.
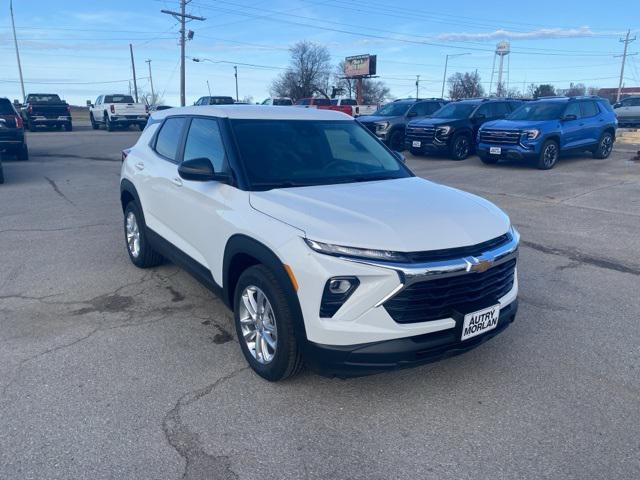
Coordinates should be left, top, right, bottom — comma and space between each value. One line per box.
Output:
9, 0, 25, 102
145, 59, 155, 105
441, 53, 470, 99
234, 66, 238, 102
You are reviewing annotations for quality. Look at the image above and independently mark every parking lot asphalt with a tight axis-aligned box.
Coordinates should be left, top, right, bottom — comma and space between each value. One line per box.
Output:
1, 126, 639, 480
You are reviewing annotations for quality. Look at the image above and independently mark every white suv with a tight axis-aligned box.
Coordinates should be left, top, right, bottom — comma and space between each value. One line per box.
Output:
120, 106, 520, 381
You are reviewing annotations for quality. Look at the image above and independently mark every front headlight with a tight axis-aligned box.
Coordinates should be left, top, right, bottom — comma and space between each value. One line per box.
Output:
304, 238, 408, 262
521, 129, 540, 140
436, 125, 451, 136
375, 121, 390, 131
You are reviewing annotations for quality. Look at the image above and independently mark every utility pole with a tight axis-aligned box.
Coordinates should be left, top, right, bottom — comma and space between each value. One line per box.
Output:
415, 75, 420, 99
129, 44, 139, 103
206, 80, 211, 96
615, 29, 637, 103
9, 0, 25, 102
442, 53, 470, 99
161, 1, 205, 107
146, 59, 155, 105
234, 65, 239, 102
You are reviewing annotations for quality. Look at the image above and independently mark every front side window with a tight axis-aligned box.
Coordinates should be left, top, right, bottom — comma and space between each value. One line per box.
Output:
155, 117, 187, 161
230, 120, 411, 190
432, 103, 477, 119
373, 102, 411, 116
508, 102, 566, 120
408, 102, 431, 117
183, 118, 226, 172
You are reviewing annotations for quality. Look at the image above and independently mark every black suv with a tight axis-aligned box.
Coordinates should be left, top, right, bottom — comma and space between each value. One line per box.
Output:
0, 97, 29, 183
357, 98, 447, 151
194, 96, 235, 106
405, 98, 522, 160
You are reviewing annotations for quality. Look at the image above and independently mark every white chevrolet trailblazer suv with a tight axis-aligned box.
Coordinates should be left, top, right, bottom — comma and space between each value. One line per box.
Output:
120, 106, 520, 381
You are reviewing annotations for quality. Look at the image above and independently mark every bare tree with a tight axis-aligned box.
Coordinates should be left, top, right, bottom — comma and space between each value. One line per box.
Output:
447, 71, 485, 100
566, 82, 586, 96
362, 80, 390, 105
271, 41, 332, 101
139, 91, 164, 106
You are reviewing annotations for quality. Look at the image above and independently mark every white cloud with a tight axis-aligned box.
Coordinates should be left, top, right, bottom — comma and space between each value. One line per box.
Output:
435, 26, 613, 42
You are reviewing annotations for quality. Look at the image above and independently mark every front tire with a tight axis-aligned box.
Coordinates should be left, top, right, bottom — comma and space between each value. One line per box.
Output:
234, 265, 304, 381
123, 202, 163, 268
450, 133, 471, 160
16, 143, 29, 161
537, 139, 559, 170
592, 131, 614, 159
388, 129, 404, 151
90, 113, 98, 130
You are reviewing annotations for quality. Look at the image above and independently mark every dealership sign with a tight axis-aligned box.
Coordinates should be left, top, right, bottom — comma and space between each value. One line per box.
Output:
344, 54, 377, 78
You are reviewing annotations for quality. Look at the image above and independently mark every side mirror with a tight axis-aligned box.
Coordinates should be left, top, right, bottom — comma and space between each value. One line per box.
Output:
406, 110, 417, 117
86, 100, 92, 107
393, 151, 406, 163
178, 157, 227, 182
613, 102, 622, 108
563, 114, 578, 121
473, 113, 486, 120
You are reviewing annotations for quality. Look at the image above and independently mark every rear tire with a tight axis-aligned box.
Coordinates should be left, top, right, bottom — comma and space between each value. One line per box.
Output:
105, 114, 114, 132
123, 202, 163, 268
234, 265, 304, 382
28, 121, 37, 132
592, 131, 614, 159
537, 139, 559, 170
64, 122, 73, 132
449, 133, 471, 160
16, 143, 29, 161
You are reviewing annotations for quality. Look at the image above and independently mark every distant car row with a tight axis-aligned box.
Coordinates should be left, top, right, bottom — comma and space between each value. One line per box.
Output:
359, 96, 617, 169
0, 97, 29, 184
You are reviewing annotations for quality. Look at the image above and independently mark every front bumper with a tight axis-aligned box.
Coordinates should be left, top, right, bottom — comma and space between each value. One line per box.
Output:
404, 135, 450, 153
304, 299, 517, 377
477, 141, 541, 161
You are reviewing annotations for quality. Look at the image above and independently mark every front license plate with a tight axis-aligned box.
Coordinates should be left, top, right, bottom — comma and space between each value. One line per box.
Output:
489, 146, 502, 155
461, 304, 500, 341
412, 141, 421, 148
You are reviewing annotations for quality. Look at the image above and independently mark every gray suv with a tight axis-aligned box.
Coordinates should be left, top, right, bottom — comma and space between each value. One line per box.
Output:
357, 98, 446, 150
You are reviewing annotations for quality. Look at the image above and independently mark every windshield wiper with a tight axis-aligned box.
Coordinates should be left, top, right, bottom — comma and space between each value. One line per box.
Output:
251, 181, 314, 190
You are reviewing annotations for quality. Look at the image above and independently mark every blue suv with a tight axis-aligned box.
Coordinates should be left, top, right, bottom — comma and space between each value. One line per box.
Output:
477, 96, 617, 170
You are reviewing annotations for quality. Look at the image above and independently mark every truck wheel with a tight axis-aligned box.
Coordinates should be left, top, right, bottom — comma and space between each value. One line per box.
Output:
90, 113, 98, 130
123, 202, 163, 268
64, 122, 73, 132
592, 131, 614, 159
28, 121, 37, 132
537, 140, 559, 170
234, 265, 304, 382
450, 133, 471, 160
105, 114, 114, 132
388, 130, 404, 151
16, 143, 29, 161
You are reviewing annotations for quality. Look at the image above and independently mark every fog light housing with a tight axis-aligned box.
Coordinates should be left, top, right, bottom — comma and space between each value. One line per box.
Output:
320, 276, 360, 318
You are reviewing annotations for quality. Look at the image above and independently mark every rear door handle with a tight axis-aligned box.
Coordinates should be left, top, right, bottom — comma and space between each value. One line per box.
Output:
134, 162, 144, 171
172, 177, 183, 187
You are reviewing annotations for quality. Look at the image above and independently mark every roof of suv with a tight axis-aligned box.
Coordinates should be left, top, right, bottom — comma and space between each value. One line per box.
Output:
151, 105, 352, 121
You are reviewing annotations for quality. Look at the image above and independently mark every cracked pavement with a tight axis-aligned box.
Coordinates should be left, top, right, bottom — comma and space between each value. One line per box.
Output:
1, 127, 639, 479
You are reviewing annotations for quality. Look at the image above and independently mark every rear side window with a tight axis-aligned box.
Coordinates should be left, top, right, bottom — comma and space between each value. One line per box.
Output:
564, 102, 581, 118
580, 101, 599, 117
155, 117, 187, 161
183, 118, 226, 172
273, 98, 292, 106
0, 99, 15, 115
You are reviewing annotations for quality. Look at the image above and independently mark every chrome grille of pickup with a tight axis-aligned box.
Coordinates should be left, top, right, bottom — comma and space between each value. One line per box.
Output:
383, 258, 517, 324
480, 129, 521, 145
405, 125, 435, 142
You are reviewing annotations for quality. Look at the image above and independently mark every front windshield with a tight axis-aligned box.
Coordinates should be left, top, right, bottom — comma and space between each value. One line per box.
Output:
431, 103, 476, 119
230, 120, 411, 190
508, 102, 566, 121
373, 102, 411, 116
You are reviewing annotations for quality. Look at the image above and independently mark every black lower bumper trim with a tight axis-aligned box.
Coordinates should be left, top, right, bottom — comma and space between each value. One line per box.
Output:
303, 300, 518, 378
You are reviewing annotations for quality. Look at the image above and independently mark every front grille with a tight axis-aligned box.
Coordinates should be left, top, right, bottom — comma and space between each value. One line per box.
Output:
360, 122, 376, 133
480, 129, 521, 145
406, 234, 511, 263
405, 125, 435, 143
384, 258, 517, 324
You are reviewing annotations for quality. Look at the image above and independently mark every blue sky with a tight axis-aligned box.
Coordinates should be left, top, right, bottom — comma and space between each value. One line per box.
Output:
1, 0, 639, 105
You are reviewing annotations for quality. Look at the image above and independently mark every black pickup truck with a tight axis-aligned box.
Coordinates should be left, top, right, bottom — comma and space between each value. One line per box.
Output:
21, 93, 72, 131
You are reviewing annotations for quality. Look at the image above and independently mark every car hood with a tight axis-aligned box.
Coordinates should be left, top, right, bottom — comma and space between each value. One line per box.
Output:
409, 117, 461, 127
249, 177, 510, 252
357, 115, 400, 124
482, 119, 553, 129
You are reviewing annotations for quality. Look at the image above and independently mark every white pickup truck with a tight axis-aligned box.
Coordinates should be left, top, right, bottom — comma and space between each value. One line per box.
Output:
330, 98, 378, 117
88, 94, 148, 131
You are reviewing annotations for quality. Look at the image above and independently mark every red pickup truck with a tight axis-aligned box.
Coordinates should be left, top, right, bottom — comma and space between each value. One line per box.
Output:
295, 97, 353, 115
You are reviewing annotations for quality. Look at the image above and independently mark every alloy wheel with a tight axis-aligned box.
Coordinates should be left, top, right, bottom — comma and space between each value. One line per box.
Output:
239, 285, 277, 364
600, 135, 613, 157
455, 137, 470, 159
543, 143, 558, 168
125, 211, 141, 258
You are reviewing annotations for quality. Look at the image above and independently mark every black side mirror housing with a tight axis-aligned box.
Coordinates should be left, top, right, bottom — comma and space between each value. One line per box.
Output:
178, 157, 228, 182
393, 151, 406, 163
613, 102, 622, 108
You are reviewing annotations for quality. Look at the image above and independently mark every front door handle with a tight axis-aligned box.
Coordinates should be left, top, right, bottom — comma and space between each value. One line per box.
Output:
134, 162, 144, 171
172, 177, 183, 187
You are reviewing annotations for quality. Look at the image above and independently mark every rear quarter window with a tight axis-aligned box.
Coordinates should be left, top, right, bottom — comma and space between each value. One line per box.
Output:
154, 117, 187, 161
0, 99, 15, 115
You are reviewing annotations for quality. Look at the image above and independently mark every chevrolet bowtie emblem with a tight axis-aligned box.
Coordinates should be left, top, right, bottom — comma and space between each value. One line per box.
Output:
465, 257, 493, 273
